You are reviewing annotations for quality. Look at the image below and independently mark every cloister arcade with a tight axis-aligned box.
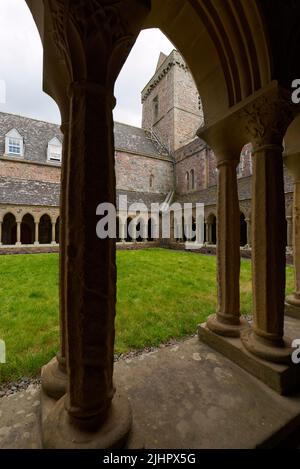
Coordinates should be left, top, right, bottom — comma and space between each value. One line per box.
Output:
0, 209, 60, 246
3, 0, 298, 449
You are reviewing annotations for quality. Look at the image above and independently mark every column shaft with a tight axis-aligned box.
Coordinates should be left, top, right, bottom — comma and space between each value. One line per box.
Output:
35, 222, 39, 245
207, 158, 248, 337
245, 218, 251, 247
64, 83, 116, 430
16, 222, 21, 245
287, 216, 293, 249
52, 222, 56, 244
241, 144, 291, 363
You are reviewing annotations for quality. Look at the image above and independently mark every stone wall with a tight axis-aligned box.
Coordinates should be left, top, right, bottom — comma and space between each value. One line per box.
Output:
0, 158, 61, 183
115, 150, 174, 194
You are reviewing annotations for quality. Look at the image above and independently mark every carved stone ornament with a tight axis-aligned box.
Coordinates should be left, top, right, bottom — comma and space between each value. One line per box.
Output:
47, 0, 138, 80
239, 89, 299, 146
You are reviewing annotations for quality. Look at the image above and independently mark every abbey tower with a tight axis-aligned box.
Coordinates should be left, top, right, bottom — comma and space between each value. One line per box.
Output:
141, 50, 204, 153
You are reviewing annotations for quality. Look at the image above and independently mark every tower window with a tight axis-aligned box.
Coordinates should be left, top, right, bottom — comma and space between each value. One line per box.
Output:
190, 169, 195, 190
186, 171, 190, 191
153, 96, 159, 121
150, 174, 154, 189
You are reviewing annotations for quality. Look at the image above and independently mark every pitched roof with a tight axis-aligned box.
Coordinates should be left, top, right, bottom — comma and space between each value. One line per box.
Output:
0, 112, 170, 164
114, 122, 170, 158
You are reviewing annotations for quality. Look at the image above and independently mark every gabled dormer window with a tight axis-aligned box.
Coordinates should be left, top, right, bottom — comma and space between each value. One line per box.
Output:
5, 129, 24, 156
47, 137, 62, 162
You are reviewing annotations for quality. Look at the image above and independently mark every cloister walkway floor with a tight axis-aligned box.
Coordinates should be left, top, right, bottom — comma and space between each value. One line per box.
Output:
1, 317, 300, 449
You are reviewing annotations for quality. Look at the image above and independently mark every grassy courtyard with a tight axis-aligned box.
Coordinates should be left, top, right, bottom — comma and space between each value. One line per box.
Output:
0, 249, 295, 385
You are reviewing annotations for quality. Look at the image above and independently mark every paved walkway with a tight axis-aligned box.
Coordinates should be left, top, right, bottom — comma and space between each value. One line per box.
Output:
1, 319, 300, 448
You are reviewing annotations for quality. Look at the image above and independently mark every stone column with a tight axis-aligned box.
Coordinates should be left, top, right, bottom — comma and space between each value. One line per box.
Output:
206, 154, 248, 337
284, 152, 300, 318
42, 0, 150, 448
132, 221, 137, 243
43, 82, 131, 449
238, 87, 297, 364
41, 122, 69, 400
286, 216, 293, 249
245, 217, 251, 248
51, 222, 56, 245
34, 221, 39, 245
241, 142, 292, 362
205, 222, 209, 244
16, 222, 21, 246
120, 219, 126, 243
0, 221, 2, 245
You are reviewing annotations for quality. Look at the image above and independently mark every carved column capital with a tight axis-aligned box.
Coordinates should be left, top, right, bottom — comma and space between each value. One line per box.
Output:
46, 0, 150, 83
239, 86, 298, 147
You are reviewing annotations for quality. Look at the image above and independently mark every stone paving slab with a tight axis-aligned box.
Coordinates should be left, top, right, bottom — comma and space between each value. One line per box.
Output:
1, 334, 300, 448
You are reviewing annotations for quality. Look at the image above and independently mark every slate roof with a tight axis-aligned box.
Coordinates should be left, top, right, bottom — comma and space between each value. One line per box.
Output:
0, 112, 170, 164
0, 177, 60, 207
117, 190, 166, 209
0, 175, 168, 208
114, 122, 170, 158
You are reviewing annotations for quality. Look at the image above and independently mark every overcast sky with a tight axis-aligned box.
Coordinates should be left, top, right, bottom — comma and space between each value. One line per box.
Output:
0, 0, 174, 127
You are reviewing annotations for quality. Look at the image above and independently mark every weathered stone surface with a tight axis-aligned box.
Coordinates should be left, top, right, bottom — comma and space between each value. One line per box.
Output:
1, 336, 300, 449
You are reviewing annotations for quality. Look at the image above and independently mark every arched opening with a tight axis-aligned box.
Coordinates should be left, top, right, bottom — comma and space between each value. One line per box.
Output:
135, 218, 144, 242
147, 218, 154, 242
39, 214, 52, 244
126, 218, 133, 242
191, 217, 197, 242
182, 217, 187, 242
206, 214, 217, 245
240, 213, 247, 247
2, 213, 17, 245
21, 213, 35, 245
55, 217, 60, 244
211, 217, 217, 245
116, 217, 121, 242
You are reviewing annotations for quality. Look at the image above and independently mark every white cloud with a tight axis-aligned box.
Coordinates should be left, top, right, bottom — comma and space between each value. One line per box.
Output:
0, 0, 174, 128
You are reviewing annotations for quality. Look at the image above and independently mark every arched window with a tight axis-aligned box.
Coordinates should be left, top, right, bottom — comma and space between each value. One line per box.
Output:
5, 129, 24, 156
186, 172, 190, 191
21, 214, 35, 245
47, 137, 62, 162
190, 169, 195, 190
153, 95, 159, 122
149, 174, 154, 189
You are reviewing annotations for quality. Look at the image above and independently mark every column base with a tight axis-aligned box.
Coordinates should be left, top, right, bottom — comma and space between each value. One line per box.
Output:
198, 322, 300, 395
241, 329, 292, 365
206, 313, 249, 338
41, 356, 67, 400
42, 389, 132, 449
285, 294, 300, 319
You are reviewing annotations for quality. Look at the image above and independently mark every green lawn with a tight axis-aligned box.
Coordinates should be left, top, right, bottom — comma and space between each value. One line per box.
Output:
0, 249, 295, 385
